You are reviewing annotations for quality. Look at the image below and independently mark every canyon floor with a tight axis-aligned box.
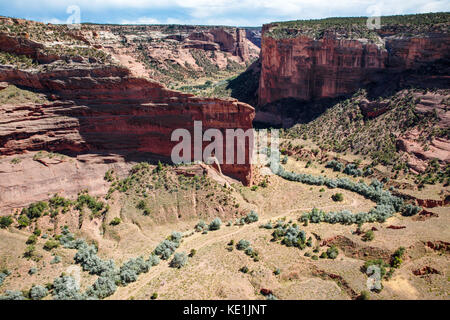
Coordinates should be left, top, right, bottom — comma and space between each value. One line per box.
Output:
0, 150, 448, 300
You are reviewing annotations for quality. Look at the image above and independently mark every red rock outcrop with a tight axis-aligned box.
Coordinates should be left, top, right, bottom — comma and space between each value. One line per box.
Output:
258, 25, 449, 106
416, 198, 449, 208
424, 241, 450, 252
387, 225, 407, 230
412, 266, 441, 276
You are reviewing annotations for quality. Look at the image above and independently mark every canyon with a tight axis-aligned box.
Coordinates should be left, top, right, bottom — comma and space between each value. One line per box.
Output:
0, 13, 448, 302
80, 23, 260, 87
257, 15, 449, 172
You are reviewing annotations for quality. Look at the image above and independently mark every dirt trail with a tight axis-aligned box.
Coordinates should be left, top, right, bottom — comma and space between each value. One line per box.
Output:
112, 195, 363, 299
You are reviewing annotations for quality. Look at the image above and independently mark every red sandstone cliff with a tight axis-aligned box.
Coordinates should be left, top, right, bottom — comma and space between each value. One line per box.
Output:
0, 27, 256, 185
259, 25, 450, 106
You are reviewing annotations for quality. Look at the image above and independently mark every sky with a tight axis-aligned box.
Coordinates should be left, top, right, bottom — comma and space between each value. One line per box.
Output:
1, 0, 449, 27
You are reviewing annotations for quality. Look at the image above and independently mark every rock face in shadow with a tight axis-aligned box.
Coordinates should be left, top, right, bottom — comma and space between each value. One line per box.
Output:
258, 25, 450, 106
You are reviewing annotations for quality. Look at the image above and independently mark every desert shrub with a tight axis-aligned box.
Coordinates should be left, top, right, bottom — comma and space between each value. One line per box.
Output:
272, 223, 307, 249
10, 158, 21, 164
148, 254, 160, 266
136, 200, 147, 210
169, 252, 188, 269
58, 227, 87, 249
160, 249, 173, 260
29, 267, 37, 275
189, 249, 197, 257
23, 245, 35, 258
0, 270, 10, 287
170, 231, 183, 243
245, 247, 255, 256
343, 163, 363, 177
274, 268, 281, 275
0, 216, 13, 228
326, 160, 344, 172
104, 169, 115, 182
244, 211, 259, 224
17, 214, 31, 228
0, 290, 25, 300
326, 245, 339, 259
52, 275, 84, 300
86, 275, 117, 299
74, 244, 116, 276
364, 167, 374, 176
119, 256, 151, 285
30, 285, 48, 300
239, 266, 249, 274
26, 234, 38, 245
151, 292, 158, 300
22, 201, 48, 219
362, 259, 388, 278
154, 239, 179, 260
33, 228, 41, 236
332, 193, 344, 202
75, 192, 106, 216
119, 269, 138, 284
51, 255, 62, 264
320, 252, 328, 259
362, 230, 375, 242
110, 217, 121, 226
49, 195, 71, 211
261, 222, 273, 229
391, 247, 405, 268
209, 218, 222, 231
124, 256, 150, 274
236, 239, 251, 251
401, 204, 422, 216
43, 240, 60, 251
357, 291, 371, 300
195, 220, 207, 232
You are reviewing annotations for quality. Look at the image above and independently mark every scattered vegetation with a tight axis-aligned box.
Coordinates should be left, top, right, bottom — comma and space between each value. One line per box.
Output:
267, 13, 450, 40
110, 217, 122, 226
362, 230, 375, 242
169, 252, 188, 269
331, 193, 344, 202
0, 216, 13, 229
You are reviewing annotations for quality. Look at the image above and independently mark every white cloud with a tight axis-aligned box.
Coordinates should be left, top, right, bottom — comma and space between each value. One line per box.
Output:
42, 17, 66, 24
120, 17, 160, 24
